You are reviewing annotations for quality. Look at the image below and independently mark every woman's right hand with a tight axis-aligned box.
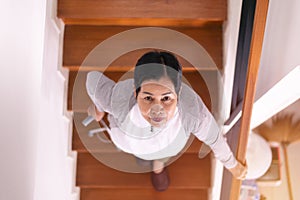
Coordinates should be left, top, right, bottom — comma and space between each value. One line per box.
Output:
87, 104, 105, 122
228, 161, 248, 180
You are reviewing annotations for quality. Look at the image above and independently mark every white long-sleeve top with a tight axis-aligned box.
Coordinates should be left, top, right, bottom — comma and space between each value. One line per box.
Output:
86, 71, 237, 169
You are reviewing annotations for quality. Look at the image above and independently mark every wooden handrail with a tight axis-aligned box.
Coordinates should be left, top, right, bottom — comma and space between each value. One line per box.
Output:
230, 0, 269, 199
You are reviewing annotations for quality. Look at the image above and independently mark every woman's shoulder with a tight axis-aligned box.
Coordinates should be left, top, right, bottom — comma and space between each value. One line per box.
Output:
112, 78, 135, 105
178, 83, 209, 132
111, 78, 136, 122
179, 83, 207, 116
113, 78, 134, 92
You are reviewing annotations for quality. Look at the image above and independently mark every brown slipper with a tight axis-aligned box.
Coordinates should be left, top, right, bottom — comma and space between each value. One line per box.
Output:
151, 167, 170, 191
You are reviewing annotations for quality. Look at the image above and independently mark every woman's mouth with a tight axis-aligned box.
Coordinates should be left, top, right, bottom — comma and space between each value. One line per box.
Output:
151, 117, 164, 123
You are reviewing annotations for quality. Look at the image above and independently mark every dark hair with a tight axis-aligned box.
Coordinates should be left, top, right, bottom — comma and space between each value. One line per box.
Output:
134, 51, 182, 97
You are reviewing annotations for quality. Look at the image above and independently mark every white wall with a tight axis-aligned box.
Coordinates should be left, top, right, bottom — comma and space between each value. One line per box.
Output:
0, 0, 46, 199
222, 0, 243, 120
256, 0, 300, 99
0, 0, 78, 199
33, 1, 79, 200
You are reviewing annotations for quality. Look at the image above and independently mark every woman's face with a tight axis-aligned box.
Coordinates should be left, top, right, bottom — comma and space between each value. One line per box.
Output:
136, 77, 178, 127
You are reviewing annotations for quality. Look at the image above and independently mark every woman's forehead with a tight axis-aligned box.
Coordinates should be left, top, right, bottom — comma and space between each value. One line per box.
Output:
141, 79, 176, 96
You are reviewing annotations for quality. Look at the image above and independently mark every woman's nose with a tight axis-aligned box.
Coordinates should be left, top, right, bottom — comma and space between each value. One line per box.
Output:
150, 104, 164, 116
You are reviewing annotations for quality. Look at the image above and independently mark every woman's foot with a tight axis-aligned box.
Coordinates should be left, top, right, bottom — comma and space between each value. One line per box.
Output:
151, 160, 170, 191
151, 167, 170, 191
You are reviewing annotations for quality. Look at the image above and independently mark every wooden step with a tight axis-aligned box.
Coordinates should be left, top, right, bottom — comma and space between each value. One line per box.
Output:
63, 25, 223, 70
72, 112, 204, 153
76, 152, 211, 189
80, 188, 208, 200
58, 0, 226, 26
68, 71, 212, 112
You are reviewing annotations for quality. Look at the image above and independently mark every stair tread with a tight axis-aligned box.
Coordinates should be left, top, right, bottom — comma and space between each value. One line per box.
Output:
62, 26, 222, 70
58, 0, 226, 26
76, 152, 211, 188
80, 188, 208, 200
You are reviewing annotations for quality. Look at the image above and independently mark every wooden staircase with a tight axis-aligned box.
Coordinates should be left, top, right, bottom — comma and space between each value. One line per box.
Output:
57, 1, 227, 199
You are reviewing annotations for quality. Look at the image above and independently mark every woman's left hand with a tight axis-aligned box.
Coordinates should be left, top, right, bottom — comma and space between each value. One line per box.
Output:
87, 104, 105, 122
228, 161, 247, 180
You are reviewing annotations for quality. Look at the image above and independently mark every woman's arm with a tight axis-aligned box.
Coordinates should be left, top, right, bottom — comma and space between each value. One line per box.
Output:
193, 114, 247, 179
188, 92, 247, 179
193, 111, 237, 168
86, 71, 116, 114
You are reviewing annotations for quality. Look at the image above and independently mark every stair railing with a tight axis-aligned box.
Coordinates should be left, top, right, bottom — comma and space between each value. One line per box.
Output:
228, 0, 269, 199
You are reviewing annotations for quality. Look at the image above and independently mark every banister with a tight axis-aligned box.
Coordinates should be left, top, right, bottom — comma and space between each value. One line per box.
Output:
230, 0, 269, 199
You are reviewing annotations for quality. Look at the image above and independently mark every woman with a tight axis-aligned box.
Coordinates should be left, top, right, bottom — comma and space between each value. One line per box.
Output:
86, 51, 247, 191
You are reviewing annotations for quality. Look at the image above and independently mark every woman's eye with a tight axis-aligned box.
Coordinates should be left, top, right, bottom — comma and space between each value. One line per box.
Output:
161, 96, 171, 102
144, 96, 153, 101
